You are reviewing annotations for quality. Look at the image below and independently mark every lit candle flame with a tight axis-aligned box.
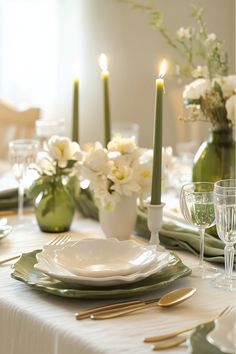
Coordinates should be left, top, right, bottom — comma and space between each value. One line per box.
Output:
99, 53, 108, 72
159, 59, 167, 78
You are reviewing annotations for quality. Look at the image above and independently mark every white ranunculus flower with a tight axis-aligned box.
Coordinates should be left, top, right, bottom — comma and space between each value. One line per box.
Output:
205, 33, 217, 46
176, 27, 192, 40
84, 142, 111, 175
183, 79, 211, 101
226, 95, 236, 121
192, 65, 208, 79
213, 76, 236, 98
109, 165, 140, 196
48, 136, 82, 168
107, 138, 136, 154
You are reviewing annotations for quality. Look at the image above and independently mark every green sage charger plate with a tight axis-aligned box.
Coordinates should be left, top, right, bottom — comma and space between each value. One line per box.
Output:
188, 321, 230, 354
11, 250, 191, 299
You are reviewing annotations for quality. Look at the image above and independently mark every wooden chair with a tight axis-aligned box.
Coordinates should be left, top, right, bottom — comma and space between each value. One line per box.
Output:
0, 100, 40, 160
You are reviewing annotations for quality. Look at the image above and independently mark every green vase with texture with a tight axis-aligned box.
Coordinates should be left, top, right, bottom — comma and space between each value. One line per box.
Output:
192, 127, 236, 183
35, 176, 75, 233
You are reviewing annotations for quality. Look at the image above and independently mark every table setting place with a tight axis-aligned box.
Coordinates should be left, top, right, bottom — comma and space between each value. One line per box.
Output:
0, 2, 236, 354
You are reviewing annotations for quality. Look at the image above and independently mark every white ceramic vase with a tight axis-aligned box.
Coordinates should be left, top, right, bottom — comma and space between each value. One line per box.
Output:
99, 195, 137, 241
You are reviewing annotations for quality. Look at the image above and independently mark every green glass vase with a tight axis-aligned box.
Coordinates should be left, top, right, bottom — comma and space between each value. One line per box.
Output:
192, 128, 236, 183
35, 177, 75, 233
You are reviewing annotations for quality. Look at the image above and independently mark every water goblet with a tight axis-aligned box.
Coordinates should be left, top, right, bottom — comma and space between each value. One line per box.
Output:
35, 119, 65, 148
180, 182, 220, 278
8, 139, 39, 222
212, 179, 236, 291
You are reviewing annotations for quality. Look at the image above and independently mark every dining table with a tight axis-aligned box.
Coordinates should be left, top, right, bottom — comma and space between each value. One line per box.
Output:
0, 210, 234, 354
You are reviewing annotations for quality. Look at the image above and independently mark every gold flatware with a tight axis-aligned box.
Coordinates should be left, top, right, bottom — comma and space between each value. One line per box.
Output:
0, 233, 71, 265
144, 326, 194, 343
75, 297, 161, 320
152, 336, 186, 351
144, 305, 233, 343
90, 287, 196, 320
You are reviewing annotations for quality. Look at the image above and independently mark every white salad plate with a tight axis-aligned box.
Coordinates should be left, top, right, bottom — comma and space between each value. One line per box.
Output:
207, 309, 236, 353
54, 238, 157, 277
34, 242, 170, 287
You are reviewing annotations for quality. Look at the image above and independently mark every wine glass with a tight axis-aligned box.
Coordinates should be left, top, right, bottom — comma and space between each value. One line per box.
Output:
35, 119, 65, 148
180, 182, 220, 278
212, 179, 236, 291
8, 139, 39, 222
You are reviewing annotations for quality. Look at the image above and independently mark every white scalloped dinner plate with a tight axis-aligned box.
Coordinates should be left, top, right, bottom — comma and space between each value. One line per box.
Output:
54, 238, 157, 277
34, 242, 170, 287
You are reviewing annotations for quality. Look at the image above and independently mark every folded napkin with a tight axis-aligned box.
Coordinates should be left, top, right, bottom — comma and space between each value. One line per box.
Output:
74, 188, 235, 265
0, 188, 32, 211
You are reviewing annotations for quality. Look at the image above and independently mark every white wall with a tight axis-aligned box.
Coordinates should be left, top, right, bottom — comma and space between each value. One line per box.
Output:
78, 0, 235, 150
0, 0, 234, 151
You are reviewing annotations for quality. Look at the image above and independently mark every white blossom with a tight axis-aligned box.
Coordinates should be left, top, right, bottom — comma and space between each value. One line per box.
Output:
226, 95, 236, 121
213, 75, 236, 98
183, 79, 211, 101
107, 138, 136, 154
192, 65, 208, 79
47, 136, 82, 168
205, 33, 217, 46
176, 27, 192, 40
37, 156, 55, 176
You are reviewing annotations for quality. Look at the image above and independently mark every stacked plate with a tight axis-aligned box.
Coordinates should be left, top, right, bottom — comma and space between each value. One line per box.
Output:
34, 238, 170, 287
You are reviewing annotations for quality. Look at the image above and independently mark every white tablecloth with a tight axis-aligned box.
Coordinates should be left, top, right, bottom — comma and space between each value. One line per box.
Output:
0, 214, 235, 354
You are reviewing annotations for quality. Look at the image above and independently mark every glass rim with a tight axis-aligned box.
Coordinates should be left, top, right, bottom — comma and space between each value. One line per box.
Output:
181, 182, 214, 193
214, 179, 236, 188
9, 139, 40, 147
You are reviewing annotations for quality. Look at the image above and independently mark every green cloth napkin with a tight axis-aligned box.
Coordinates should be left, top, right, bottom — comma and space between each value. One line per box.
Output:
0, 188, 32, 211
74, 188, 235, 265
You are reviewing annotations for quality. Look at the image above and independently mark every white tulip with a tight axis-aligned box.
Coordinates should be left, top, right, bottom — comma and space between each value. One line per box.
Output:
226, 95, 236, 121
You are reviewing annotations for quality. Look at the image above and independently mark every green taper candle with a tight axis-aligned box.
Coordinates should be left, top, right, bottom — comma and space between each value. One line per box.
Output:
72, 78, 79, 142
99, 53, 111, 146
151, 60, 166, 205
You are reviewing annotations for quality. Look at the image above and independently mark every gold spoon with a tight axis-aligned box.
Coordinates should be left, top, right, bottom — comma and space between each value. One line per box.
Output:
90, 287, 196, 320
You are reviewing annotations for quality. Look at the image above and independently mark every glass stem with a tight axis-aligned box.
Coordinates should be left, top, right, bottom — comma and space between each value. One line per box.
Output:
225, 245, 234, 280
18, 179, 24, 221
198, 228, 205, 268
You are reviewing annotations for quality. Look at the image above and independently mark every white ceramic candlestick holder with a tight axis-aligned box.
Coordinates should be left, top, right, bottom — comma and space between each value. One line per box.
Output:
147, 203, 165, 251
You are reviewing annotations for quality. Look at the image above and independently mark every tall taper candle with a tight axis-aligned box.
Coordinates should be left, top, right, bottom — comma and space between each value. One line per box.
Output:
99, 53, 111, 146
72, 78, 79, 142
151, 60, 167, 205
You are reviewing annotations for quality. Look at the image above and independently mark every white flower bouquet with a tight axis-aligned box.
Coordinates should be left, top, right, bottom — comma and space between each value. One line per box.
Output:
81, 138, 152, 210
28, 135, 83, 199
123, 1, 235, 129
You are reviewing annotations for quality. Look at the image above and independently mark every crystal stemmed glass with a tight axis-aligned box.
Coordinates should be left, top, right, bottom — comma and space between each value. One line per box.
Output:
8, 139, 39, 222
212, 179, 236, 291
180, 182, 220, 278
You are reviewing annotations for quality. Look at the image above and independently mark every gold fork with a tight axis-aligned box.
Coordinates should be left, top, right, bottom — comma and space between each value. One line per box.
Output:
144, 305, 234, 349
0, 233, 71, 265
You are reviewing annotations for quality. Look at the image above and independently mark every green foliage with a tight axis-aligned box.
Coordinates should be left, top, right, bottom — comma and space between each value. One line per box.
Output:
121, 0, 228, 81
